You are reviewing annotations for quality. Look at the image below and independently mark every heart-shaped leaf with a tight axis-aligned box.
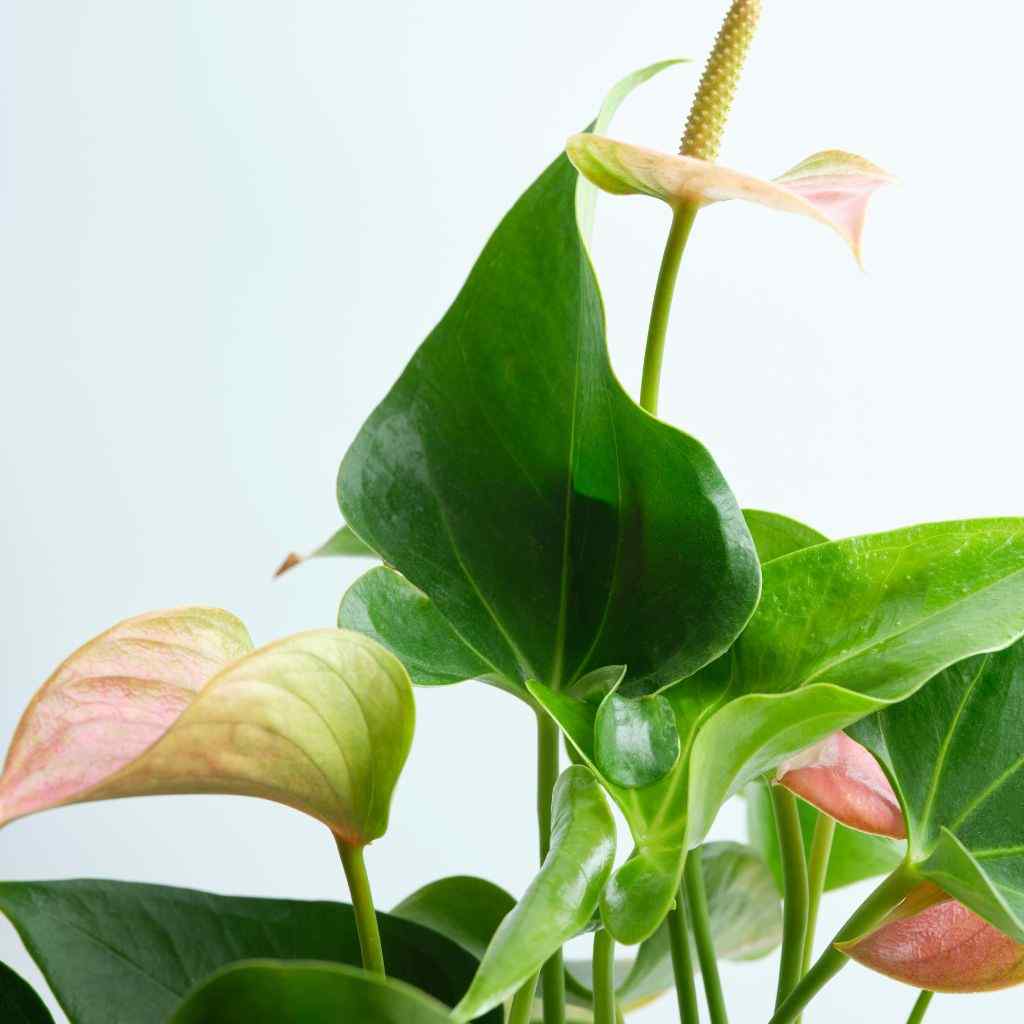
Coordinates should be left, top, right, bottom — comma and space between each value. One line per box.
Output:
452, 766, 616, 1023
275, 524, 376, 577
843, 893, 1024, 993
0, 879, 500, 1024
0, 611, 414, 846
0, 961, 54, 1024
170, 961, 453, 1024
537, 519, 1024, 942
850, 636, 1024, 943
566, 135, 893, 264
745, 778, 905, 892
336, 110, 760, 700
339, 567, 492, 688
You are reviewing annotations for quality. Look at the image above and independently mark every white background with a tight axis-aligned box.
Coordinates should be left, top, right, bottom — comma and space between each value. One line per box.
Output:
2, 2, 1022, 1021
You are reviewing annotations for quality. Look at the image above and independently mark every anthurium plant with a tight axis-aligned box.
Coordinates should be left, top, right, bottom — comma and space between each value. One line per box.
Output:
4, 2, 1024, 1022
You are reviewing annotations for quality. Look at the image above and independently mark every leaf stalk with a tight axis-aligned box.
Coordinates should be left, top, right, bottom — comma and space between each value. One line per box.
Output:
796, 812, 835, 1023
685, 850, 730, 1024
771, 787, 809, 1009
592, 929, 618, 1024
667, 878, 700, 1024
336, 839, 386, 976
537, 711, 566, 1024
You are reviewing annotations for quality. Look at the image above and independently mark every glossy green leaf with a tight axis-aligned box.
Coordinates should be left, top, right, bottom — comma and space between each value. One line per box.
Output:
745, 778, 905, 891
452, 766, 616, 1022
537, 518, 1024, 942
0, 961, 54, 1024
0, 879, 500, 1024
275, 523, 375, 576
0, 621, 414, 846
339, 566, 491, 688
392, 876, 515, 962
594, 691, 680, 788
850, 638, 1024, 942
742, 509, 827, 564
170, 961, 452, 1024
336, 114, 760, 700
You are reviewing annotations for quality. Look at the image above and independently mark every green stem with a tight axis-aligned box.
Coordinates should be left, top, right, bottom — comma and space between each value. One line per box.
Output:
906, 990, 934, 1024
685, 850, 729, 1024
767, 865, 919, 1024
667, 879, 700, 1024
771, 787, 809, 1009
336, 839, 385, 976
507, 973, 539, 1024
537, 712, 565, 1024
639, 203, 699, 415
592, 929, 617, 1024
796, 812, 835, 1023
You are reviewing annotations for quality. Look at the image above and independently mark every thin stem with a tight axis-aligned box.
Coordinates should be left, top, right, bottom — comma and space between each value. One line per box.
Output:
767, 865, 919, 1024
685, 850, 729, 1024
592, 929, 617, 1024
639, 203, 699, 415
906, 990, 934, 1024
667, 879, 700, 1024
771, 787, 809, 1009
336, 839, 386, 976
507, 973, 539, 1024
796, 812, 835, 1024
537, 712, 565, 1024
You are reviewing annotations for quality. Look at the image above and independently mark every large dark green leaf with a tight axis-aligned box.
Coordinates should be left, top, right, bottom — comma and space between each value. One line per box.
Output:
536, 518, 1024, 942
745, 779, 905, 891
452, 767, 616, 1022
0, 960, 54, 1024
0, 879, 499, 1024
170, 961, 452, 1024
336, 121, 760, 700
851, 638, 1024, 941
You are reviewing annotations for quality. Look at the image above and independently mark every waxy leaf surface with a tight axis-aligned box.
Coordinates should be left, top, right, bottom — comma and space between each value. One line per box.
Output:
567, 135, 893, 263
742, 509, 827, 564
337, 123, 760, 698
0, 879, 500, 1024
851, 637, 1024, 942
0, 961, 54, 1024
538, 519, 1024, 941
170, 961, 453, 1024
0, 612, 414, 845
745, 778, 905, 892
339, 567, 491, 688
452, 767, 616, 1022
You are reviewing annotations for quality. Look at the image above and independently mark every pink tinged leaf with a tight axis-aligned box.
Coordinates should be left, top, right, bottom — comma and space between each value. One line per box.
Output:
565, 134, 893, 264
0, 615, 415, 846
776, 731, 906, 839
844, 895, 1024, 993
0, 608, 253, 826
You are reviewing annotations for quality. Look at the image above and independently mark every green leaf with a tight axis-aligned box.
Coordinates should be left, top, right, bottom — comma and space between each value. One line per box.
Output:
0, 961, 54, 1024
742, 509, 827, 564
850, 638, 1024, 942
537, 518, 1024, 942
744, 779, 905, 891
274, 524, 376, 577
169, 961, 452, 1024
452, 766, 616, 1022
392, 876, 515, 962
0, 879, 500, 1024
339, 566, 492, 688
336, 114, 760, 700
594, 691, 680, 788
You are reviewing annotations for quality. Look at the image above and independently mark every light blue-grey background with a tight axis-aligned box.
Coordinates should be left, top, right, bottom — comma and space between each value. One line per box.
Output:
2, 2, 1021, 1021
